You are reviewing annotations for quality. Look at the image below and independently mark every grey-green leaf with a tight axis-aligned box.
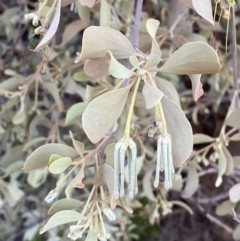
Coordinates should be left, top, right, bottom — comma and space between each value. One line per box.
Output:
48, 199, 84, 215
193, 134, 215, 144
49, 157, 72, 174
82, 86, 131, 143
225, 109, 240, 128
66, 102, 88, 124
39, 210, 85, 234
23, 144, 78, 171
159, 42, 221, 75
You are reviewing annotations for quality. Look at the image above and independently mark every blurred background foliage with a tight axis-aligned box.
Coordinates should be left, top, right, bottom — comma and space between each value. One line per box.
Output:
1, 0, 240, 241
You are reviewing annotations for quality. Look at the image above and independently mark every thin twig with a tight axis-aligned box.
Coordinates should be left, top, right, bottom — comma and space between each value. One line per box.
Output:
132, 0, 143, 49
158, 6, 187, 48
197, 205, 233, 234
230, 6, 239, 108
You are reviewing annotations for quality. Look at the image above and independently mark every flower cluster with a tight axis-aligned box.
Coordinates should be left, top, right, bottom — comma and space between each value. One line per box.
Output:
114, 137, 137, 199
154, 134, 174, 189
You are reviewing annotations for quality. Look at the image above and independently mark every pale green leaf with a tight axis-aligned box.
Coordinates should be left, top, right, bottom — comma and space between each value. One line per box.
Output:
129, 55, 140, 69
193, 134, 215, 144
76, 26, 136, 62
77, 3, 90, 24
215, 148, 227, 187
233, 224, 240, 240
223, 145, 233, 176
23, 144, 78, 171
39, 210, 85, 234
100, 0, 111, 27
65, 102, 88, 124
162, 96, 193, 167
27, 169, 47, 188
170, 200, 193, 215
142, 82, 163, 109
225, 109, 240, 128
48, 198, 84, 215
49, 154, 62, 165
106, 51, 134, 78
189, 74, 203, 101
49, 157, 72, 174
171, 174, 183, 191
69, 131, 85, 157
73, 72, 93, 82
82, 86, 131, 143
35, 0, 61, 50
192, 0, 214, 25
182, 163, 199, 198
145, 19, 161, 68
65, 165, 85, 199
86, 227, 98, 241
229, 133, 240, 141
229, 184, 240, 203
159, 42, 221, 75
215, 200, 235, 216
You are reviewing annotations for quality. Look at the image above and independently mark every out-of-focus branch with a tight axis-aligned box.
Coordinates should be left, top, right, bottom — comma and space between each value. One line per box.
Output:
230, 6, 239, 108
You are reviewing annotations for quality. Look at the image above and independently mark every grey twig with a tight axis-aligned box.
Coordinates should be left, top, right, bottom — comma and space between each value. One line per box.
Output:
132, 0, 143, 49
230, 6, 239, 108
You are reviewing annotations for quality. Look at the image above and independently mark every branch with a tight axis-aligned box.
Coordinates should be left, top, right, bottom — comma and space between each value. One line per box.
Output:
230, 6, 239, 108
132, 0, 143, 49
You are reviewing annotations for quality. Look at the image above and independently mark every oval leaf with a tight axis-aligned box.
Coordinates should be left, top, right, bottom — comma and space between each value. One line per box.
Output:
182, 163, 199, 198
23, 144, 79, 171
193, 134, 215, 144
192, 0, 214, 25
189, 74, 204, 101
82, 86, 131, 143
159, 42, 221, 75
145, 19, 162, 68
215, 200, 235, 216
229, 184, 240, 203
65, 164, 85, 199
49, 157, 72, 174
69, 131, 85, 157
106, 51, 134, 79
48, 198, 84, 215
39, 210, 85, 234
162, 96, 193, 167
77, 26, 136, 62
142, 83, 163, 109
65, 102, 88, 124
225, 109, 240, 128
36, 0, 61, 50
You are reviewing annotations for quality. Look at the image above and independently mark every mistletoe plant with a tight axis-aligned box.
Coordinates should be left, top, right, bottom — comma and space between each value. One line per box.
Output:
18, 0, 225, 239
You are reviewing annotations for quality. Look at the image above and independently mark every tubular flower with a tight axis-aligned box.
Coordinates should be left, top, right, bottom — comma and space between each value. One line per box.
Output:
102, 207, 116, 222
45, 189, 58, 203
114, 138, 137, 199
154, 134, 175, 189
